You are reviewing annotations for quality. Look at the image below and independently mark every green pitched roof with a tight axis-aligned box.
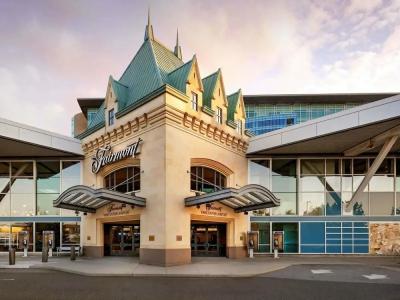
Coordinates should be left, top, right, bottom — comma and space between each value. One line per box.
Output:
86, 100, 105, 129
202, 69, 220, 109
227, 89, 241, 121
167, 58, 194, 93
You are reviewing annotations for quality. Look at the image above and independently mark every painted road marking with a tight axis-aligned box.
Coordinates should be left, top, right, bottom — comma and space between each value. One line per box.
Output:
362, 274, 388, 280
311, 269, 332, 274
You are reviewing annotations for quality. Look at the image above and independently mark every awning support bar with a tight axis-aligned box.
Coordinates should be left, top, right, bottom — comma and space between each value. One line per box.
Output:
346, 135, 398, 208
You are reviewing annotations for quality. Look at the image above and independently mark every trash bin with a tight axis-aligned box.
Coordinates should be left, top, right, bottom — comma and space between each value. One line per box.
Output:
42, 247, 48, 263
70, 246, 76, 261
9, 248, 15, 265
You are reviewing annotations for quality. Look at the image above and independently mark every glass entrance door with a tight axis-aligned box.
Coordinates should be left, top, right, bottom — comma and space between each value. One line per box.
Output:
191, 223, 226, 257
107, 225, 140, 256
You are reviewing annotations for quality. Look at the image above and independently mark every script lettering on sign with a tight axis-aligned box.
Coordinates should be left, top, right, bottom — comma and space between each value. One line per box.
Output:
91, 138, 142, 173
200, 204, 227, 217
103, 203, 131, 217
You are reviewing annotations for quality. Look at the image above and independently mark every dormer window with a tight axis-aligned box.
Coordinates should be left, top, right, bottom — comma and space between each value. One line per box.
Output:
216, 107, 222, 124
191, 92, 198, 111
108, 109, 115, 126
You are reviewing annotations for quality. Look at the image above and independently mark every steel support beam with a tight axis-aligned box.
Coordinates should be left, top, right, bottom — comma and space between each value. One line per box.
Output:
346, 135, 398, 208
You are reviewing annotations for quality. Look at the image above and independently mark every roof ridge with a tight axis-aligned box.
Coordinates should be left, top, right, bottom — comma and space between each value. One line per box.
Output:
151, 38, 183, 62
119, 40, 150, 81
202, 69, 220, 80
168, 58, 193, 74
147, 39, 164, 85
112, 78, 129, 88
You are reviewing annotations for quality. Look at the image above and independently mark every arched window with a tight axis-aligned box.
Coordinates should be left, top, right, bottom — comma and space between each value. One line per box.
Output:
190, 166, 226, 193
104, 166, 140, 193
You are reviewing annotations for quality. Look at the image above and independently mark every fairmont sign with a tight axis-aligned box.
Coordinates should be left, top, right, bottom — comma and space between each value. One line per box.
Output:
91, 138, 142, 173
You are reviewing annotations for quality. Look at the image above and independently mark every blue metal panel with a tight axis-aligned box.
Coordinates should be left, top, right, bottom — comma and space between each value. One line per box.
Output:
0, 216, 81, 222
326, 245, 341, 253
354, 245, 369, 253
300, 222, 325, 244
342, 245, 353, 253
301, 245, 325, 253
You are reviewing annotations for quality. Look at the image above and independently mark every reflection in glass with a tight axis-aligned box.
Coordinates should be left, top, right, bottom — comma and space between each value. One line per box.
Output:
11, 223, 33, 251
11, 162, 33, 176
0, 177, 9, 192
342, 176, 353, 192
250, 222, 270, 252
62, 161, 81, 177
373, 158, 394, 174
35, 223, 60, 252
0, 224, 10, 251
325, 176, 341, 192
62, 222, 80, 245
37, 177, 60, 193
37, 194, 60, 215
369, 176, 394, 192
343, 192, 368, 216
353, 159, 368, 174
342, 159, 352, 174
326, 159, 340, 174
249, 160, 271, 189
0, 193, 10, 216
370, 192, 394, 215
11, 194, 35, 216
300, 193, 325, 216
190, 166, 225, 193
326, 192, 341, 215
37, 161, 60, 178
272, 159, 296, 193
272, 193, 296, 215
10, 178, 34, 194
300, 176, 324, 192
353, 176, 368, 192
0, 162, 9, 176
301, 159, 324, 175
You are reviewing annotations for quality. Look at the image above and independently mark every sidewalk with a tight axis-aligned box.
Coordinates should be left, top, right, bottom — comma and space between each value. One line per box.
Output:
0, 254, 399, 277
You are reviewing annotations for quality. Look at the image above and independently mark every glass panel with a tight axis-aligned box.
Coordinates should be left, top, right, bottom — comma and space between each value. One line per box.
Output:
353, 159, 368, 174
326, 159, 340, 174
343, 192, 368, 216
62, 222, 80, 245
250, 222, 270, 252
249, 160, 271, 189
342, 159, 352, 174
62, 161, 80, 177
10, 178, 34, 194
300, 176, 324, 192
0, 177, 9, 192
353, 176, 368, 192
326, 192, 341, 215
299, 193, 325, 216
37, 194, 60, 215
301, 159, 324, 175
11, 194, 35, 216
272, 159, 296, 176
10, 223, 33, 252
326, 176, 341, 192
61, 177, 80, 192
272, 193, 296, 215
35, 223, 61, 252
0, 224, 10, 251
272, 223, 298, 253
11, 162, 33, 177
37, 161, 60, 178
37, 177, 60, 193
342, 176, 353, 192
373, 158, 394, 174
272, 176, 296, 192
0, 162, 9, 177
369, 176, 394, 192
0, 194, 10, 216
370, 192, 394, 215
396, 158, 400, 192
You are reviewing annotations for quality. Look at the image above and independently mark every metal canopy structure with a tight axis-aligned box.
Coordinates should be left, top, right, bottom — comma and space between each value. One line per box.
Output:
184, 184, 280, 213
54, 185, 146, 213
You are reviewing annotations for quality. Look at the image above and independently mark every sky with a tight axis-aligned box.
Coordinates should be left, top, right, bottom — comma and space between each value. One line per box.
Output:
1, 0, 400, 136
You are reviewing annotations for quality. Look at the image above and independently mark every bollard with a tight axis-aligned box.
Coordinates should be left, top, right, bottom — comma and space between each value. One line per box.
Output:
9, 248, 15, 265
42, 246, 48, 263
70, 245, 76, 261
274, 248, 279, 259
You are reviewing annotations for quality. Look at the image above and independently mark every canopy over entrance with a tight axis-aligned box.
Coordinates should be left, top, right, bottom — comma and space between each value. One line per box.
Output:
54, 185, 146, 213
184, 184, 280, 213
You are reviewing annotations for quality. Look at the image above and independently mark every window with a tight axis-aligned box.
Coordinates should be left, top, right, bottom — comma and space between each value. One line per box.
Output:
104, 166, 140, 193
191, 92, 198, 111
108, 109, 115, 126
190, 166, 226, 193
216, 107, 222, 124
236, 120, 242, 134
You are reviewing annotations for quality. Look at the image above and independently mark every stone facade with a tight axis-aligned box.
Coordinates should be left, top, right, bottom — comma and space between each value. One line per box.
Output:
370, 223, 400, 255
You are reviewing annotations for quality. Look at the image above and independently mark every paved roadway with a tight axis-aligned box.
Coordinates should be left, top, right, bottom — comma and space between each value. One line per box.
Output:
0, 264, 399, 300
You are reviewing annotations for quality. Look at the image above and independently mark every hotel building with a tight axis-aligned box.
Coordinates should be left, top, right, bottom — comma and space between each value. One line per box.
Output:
1, 16, 399, 264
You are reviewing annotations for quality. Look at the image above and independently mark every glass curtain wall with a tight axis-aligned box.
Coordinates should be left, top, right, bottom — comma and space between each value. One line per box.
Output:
249, 157, 399, 216
37, 161, 60, 215
245, 103, 360, 135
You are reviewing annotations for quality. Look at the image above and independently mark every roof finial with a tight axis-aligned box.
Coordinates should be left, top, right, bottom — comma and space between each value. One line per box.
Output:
144, 7, 154, 41
174, 28, 182, 60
